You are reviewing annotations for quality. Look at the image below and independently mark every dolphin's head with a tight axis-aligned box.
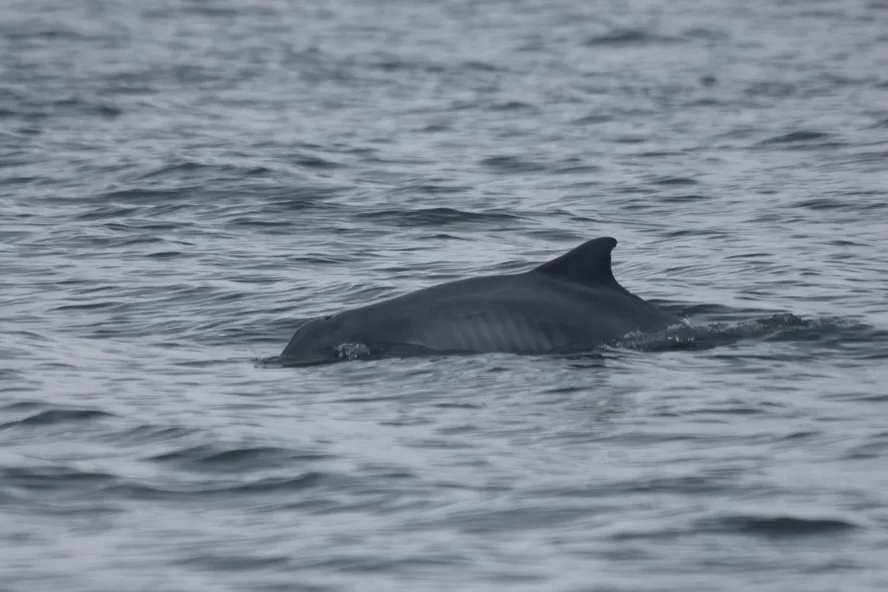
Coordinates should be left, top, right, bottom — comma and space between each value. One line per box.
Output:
278, 314, 358, 366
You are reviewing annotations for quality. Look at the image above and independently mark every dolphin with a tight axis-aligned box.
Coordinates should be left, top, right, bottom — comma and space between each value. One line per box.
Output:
277, 237, 681, 365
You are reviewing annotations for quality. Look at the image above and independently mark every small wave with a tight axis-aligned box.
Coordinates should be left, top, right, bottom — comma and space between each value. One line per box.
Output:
793, 196, 888, 213
147, 444, 332, 472
759, 130, 835, 144
357, 207, 527, 227
584, 30, 681, 47
614, 313, 857, 352
0, 401, 44, 413
98, 187, 187, 205
110, 423, 201, 445
124, 161, 277, 183
658, 193, 710, 203
1, 465, 117, 493
648, 176, 699, 186
699, 514, 858, 538
0, 407, 114, 430
107, 471, 331, 500
478, 155, 548, 173
254, 355, 286, 368
487, 101, 540, 113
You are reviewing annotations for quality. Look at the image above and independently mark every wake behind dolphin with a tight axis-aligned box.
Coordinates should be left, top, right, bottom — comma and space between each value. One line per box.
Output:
276, 237, 682, 366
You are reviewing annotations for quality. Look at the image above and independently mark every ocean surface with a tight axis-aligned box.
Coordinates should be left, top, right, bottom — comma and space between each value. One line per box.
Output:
2, 0, 888, 590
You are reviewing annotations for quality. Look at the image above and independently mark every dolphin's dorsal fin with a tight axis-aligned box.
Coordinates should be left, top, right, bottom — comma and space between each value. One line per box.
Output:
532, 237, 626, 291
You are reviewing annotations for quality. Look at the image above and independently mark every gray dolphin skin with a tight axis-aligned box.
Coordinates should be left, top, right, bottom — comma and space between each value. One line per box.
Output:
278, 237, 681, 365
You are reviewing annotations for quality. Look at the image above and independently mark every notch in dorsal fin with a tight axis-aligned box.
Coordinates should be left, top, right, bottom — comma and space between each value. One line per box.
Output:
532, 237, 627, 291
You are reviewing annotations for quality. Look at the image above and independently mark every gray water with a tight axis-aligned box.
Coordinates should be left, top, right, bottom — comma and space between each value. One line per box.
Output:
2, 0, 888, 590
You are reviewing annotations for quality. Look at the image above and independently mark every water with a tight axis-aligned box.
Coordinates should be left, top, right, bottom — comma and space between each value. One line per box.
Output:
2, 0, 887, 590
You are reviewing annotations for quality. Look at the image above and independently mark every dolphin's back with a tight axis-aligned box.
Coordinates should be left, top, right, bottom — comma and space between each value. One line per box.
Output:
278, 237, 682, 364
409, 295, 571, 354
358, 270, 677, 355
